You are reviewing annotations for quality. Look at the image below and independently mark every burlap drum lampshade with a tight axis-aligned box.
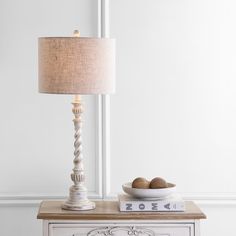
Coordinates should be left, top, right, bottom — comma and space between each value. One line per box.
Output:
38, 37, 115, 94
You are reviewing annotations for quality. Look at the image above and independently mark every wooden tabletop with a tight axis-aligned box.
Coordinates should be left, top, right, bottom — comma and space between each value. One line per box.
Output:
37, 200, 206, 220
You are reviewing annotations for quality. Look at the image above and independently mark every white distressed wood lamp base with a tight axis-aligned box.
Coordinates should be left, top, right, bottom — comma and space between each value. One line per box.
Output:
61, 95, 95, 211
62, 198, 95, 211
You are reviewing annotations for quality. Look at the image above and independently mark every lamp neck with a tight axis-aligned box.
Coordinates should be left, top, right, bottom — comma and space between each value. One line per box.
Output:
74, 95, 81, 103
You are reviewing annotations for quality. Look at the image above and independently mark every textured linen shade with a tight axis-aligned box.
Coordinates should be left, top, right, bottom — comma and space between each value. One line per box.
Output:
38, 37, 115, 94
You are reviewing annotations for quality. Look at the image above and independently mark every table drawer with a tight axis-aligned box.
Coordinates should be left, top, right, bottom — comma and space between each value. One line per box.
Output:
50, 223, 194, 236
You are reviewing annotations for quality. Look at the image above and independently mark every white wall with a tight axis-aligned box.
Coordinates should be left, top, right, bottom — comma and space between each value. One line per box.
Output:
109, 0, 236, 235
0, 0, 100, 199
1, 0, 236, 235
0, 0, 99, 235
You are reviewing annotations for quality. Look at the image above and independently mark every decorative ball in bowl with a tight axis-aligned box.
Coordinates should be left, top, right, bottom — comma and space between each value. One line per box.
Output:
122, 177, 176, 200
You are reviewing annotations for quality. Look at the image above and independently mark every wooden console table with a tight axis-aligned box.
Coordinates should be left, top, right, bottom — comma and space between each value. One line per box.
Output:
38, 201, 206, 236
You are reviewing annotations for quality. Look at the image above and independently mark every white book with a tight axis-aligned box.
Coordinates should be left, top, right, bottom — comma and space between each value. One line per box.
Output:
119, 194, 185, 212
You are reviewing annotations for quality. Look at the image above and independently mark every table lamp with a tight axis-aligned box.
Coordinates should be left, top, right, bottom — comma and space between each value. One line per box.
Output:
38, 31, 115, 210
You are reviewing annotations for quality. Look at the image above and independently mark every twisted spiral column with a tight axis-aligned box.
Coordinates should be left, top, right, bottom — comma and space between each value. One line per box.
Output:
62, 95, 95, 211
71, 96, 85, 186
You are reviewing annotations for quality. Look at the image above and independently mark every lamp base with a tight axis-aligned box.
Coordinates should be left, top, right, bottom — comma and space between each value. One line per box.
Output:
62, 200, 95, 211
62, 96, 95, 211
62, 186, 95, 211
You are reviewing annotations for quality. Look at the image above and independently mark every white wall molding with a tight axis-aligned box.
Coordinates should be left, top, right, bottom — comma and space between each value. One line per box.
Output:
1, 193, 236, 206
102, 192, 236, 206
0, 192, 100, 199
0, 191, 100, 200
92, 0, 105, 200
183, 193, 236, 206
0, 191, 101, 207
99, 0, 112, 198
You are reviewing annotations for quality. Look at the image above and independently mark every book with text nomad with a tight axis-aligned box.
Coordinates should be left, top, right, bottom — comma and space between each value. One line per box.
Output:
119, 194, 185, 212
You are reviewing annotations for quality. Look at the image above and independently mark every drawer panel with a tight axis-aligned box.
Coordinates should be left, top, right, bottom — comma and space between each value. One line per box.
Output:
50, 224, 193, 236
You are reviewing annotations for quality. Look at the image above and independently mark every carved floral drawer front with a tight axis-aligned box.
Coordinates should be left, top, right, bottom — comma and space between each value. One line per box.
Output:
50, 224, 193, 236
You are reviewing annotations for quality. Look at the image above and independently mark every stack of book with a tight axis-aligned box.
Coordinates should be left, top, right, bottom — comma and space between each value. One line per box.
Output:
118, 194, 185, 212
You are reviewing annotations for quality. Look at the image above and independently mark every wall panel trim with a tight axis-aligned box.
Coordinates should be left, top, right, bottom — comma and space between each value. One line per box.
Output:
0, 0, 103, 201
101, 0, 236, 209
1, 193, 236, 206
99, 0, 112, 198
